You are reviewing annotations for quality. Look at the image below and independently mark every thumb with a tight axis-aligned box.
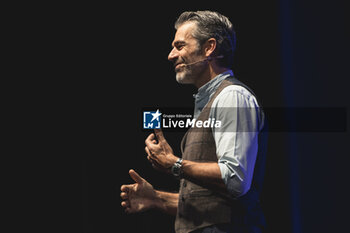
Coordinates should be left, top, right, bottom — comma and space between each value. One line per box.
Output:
129, 169, 144, 184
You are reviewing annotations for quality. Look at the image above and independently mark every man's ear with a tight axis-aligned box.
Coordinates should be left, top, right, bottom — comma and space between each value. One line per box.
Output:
204, 38, 217, 57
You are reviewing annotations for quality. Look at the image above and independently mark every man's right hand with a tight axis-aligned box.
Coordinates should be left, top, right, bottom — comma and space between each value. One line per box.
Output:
120, 169, 158, 214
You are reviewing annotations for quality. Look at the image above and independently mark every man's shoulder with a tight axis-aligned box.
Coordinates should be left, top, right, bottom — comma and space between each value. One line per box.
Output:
214, 80, 258, 108
220, 84, 255, 98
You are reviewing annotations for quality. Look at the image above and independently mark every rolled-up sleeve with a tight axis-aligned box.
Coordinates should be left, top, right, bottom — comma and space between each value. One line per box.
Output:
210, 85, 263, 197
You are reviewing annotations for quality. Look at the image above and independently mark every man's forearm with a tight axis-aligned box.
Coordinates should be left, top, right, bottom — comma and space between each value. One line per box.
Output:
181, 160, 227, 193
154, 190, 178, 216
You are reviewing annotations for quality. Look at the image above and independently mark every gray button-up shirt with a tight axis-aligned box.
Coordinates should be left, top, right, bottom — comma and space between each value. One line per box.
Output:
193, 70, 263, 197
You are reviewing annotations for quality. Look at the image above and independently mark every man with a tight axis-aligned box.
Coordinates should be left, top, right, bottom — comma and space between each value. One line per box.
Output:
120, 11, 267, 233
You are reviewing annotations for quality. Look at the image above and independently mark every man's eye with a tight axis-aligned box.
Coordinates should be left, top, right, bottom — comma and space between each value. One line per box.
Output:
176, 45, 184, 50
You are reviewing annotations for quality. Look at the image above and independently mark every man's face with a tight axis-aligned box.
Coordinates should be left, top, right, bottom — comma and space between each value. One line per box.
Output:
168, 22, 207, 84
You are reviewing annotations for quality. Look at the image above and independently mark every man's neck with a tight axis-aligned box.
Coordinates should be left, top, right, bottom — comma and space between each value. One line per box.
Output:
194, 65, 230, 89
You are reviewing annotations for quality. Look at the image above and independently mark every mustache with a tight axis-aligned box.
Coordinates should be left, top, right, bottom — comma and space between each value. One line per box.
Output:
173, 58, 186, 67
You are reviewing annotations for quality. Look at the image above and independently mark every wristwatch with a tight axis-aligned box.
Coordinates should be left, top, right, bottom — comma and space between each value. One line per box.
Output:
171, 158, 183, 179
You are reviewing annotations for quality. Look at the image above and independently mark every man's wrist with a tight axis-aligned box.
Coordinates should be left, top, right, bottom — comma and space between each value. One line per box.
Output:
153, 190, 165, 210
171, 158, 183, 179
154, 190, 179, 215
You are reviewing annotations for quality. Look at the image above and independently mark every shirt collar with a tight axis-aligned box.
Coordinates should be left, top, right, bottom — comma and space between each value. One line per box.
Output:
194, 70, 234, 102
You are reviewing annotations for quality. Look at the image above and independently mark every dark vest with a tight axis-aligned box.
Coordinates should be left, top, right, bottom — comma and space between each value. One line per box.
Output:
175, 77, 268, 233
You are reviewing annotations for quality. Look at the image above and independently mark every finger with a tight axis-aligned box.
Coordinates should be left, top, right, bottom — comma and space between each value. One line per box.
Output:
147, 155, 156, 165
145, 133, 156, 147
145, 146, 151, 156
145, 147, 156, 160
121, 200, 130, 208
120, 184, 133, 192
154, 128, 165, 142
145, 138, 158, 154
146, 150, 156, 166
129, 169, 144, 184
120, 192, 128, 200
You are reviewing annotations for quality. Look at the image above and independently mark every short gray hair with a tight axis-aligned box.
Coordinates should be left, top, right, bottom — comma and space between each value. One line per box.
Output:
175, 11, 236, 68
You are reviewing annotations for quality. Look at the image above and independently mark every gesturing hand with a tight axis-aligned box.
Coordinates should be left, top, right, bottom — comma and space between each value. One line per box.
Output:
120, 169, 158, 214
145, 129, 178, 172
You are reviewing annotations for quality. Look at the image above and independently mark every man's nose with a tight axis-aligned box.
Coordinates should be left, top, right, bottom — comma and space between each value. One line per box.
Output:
168, 47, 178, 62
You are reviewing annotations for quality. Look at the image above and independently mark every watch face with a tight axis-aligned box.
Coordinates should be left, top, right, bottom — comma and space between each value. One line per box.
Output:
172, 163, 181, 176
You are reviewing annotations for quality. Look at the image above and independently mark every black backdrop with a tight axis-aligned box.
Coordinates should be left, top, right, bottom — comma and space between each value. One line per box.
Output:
80, 1, 349, 232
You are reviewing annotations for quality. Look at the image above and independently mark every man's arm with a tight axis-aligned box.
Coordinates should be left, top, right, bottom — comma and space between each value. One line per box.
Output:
181, 160, 227, 192
145, 130, 227, 193
211, 85, 262, 197
154, 190, 178, 216
120, 169, 178, 216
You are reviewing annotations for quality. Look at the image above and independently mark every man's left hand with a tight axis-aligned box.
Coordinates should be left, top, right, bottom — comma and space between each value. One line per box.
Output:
145, 129, 178, 172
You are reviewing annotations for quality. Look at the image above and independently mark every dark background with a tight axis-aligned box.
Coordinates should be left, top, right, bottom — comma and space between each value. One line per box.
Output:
79, 1, 349, 232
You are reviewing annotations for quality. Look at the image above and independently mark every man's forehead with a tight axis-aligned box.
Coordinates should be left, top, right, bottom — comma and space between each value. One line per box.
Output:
172, 21, 197, 46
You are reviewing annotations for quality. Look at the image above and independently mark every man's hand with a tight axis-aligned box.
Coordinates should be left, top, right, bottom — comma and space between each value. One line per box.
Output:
120, 169, 158, 214
145, 129, 178, 172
